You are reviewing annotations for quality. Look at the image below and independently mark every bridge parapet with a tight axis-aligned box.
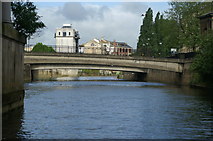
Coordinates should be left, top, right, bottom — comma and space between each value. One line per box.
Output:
25, 52, 192, 63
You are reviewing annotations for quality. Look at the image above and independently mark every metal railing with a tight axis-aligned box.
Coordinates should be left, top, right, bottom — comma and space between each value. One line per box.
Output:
25, 44, 134, 56
24, 44, 81, 53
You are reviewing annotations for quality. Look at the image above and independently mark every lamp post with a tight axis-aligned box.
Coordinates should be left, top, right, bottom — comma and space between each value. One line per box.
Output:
74, 31, 80, 53
141, 13, 145, 24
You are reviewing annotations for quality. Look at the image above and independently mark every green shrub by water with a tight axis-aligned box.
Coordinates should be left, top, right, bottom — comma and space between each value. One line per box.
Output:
190, 31, 213, 87
81, 69, 100, 74
31, 43, 55, 53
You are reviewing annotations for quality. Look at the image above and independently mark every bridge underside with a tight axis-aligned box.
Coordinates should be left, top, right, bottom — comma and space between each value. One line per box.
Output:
30, 64, 148, 73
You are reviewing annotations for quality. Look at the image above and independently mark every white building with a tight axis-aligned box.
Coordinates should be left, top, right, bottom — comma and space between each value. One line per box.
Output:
82, 38, 114, 55
55, 24, 79, 53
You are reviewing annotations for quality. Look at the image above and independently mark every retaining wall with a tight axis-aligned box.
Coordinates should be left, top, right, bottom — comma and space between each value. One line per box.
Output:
2, 23, 26, 113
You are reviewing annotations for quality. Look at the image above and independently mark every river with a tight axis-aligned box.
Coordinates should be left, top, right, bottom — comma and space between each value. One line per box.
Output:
2, 76, 212, 139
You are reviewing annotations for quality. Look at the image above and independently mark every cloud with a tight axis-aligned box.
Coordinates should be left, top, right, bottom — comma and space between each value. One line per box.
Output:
119, 2, 148, 15
31, 2, 149, 48
59, 2, 87, 21
58, 2, 109, 21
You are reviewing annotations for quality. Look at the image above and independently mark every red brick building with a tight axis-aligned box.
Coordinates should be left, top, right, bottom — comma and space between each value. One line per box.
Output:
111, 41, 132, 56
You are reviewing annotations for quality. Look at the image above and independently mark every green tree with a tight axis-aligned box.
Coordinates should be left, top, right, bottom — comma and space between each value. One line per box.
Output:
137, 8, 154, 57
11, 2, 45, 38
166, 2, 212, 51
31, 43, 56, 53
153, 12, 162, 57
190, 31, 213, 86
158, 16, 180, 57
152, 12, 180, 57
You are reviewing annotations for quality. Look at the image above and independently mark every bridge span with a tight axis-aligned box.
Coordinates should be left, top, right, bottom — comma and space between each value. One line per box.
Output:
24, 53, 192, 84
24, 53, 188, 72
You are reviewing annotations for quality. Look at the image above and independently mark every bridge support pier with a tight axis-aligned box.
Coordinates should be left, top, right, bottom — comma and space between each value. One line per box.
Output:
24, 64, 32, 82
123, 67, 191, 85
139, 68, 191, 85
122, 72, 147, 81
144, 69, 182, 85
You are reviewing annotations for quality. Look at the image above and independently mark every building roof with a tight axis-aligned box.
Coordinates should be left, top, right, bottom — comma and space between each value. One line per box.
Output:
81, 38, 132, 49
198, 13, 213, 19
111, 41, 132, 49
81, 38, 99, 46
62, 24, 72, 28
100, 39, 110, 43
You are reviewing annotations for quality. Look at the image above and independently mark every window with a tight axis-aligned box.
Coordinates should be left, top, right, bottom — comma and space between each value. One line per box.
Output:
58, 32, 60, 35
91, 43, 95, 46
63, 32, 66, 37
69, 32, 71, 36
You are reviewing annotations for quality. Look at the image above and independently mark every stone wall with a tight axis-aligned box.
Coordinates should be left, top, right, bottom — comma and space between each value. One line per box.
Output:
2, 23, 26, 113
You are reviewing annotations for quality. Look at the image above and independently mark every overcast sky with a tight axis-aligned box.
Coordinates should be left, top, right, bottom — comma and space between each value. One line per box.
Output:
30, 2, 170, 49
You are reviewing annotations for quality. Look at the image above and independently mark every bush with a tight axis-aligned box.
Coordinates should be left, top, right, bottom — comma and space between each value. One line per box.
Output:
31, 43, 55, 53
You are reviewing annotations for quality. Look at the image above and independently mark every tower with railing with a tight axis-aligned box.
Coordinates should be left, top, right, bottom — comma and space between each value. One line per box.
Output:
55, 24, 79, 53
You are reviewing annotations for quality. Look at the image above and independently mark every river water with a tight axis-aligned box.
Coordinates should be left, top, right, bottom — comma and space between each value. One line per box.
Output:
3, 76, 213, 139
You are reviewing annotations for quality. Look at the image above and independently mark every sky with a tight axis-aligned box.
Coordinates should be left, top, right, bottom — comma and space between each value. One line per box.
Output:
30, 2, 170, 49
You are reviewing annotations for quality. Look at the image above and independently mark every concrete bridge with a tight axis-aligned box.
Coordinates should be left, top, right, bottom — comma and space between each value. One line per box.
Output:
24, 53, 192, 84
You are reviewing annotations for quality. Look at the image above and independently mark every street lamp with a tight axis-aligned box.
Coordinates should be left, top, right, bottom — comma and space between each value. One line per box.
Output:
141, 13, 145, 24
74, 31, 80, 53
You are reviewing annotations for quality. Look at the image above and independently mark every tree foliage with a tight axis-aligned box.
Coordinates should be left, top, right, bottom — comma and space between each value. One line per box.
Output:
136, 2, 212, 57
137, 8, 154, 57
137, 8, 180, 57
11, 2, 45, 38
31, 43, 56, 53
190, 31, 213, 86
166, 2, 212, 50
136, 2, 213, 86
166, 2, 213, 86
157, 17, 180, 57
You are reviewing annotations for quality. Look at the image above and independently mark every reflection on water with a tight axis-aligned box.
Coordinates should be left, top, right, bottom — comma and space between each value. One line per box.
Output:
2, 76, 213, 139
55, 76, 121, 81
2, 107, 24, 139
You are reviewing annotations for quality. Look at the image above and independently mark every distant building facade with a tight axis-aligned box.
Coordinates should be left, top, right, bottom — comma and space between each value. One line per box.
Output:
199, 13, 213, 34
55, 24, 79, 53
83, 38, 102, 54
111, 41, 132, 56
83, 38, 113, 55
82, 38, 132, 56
